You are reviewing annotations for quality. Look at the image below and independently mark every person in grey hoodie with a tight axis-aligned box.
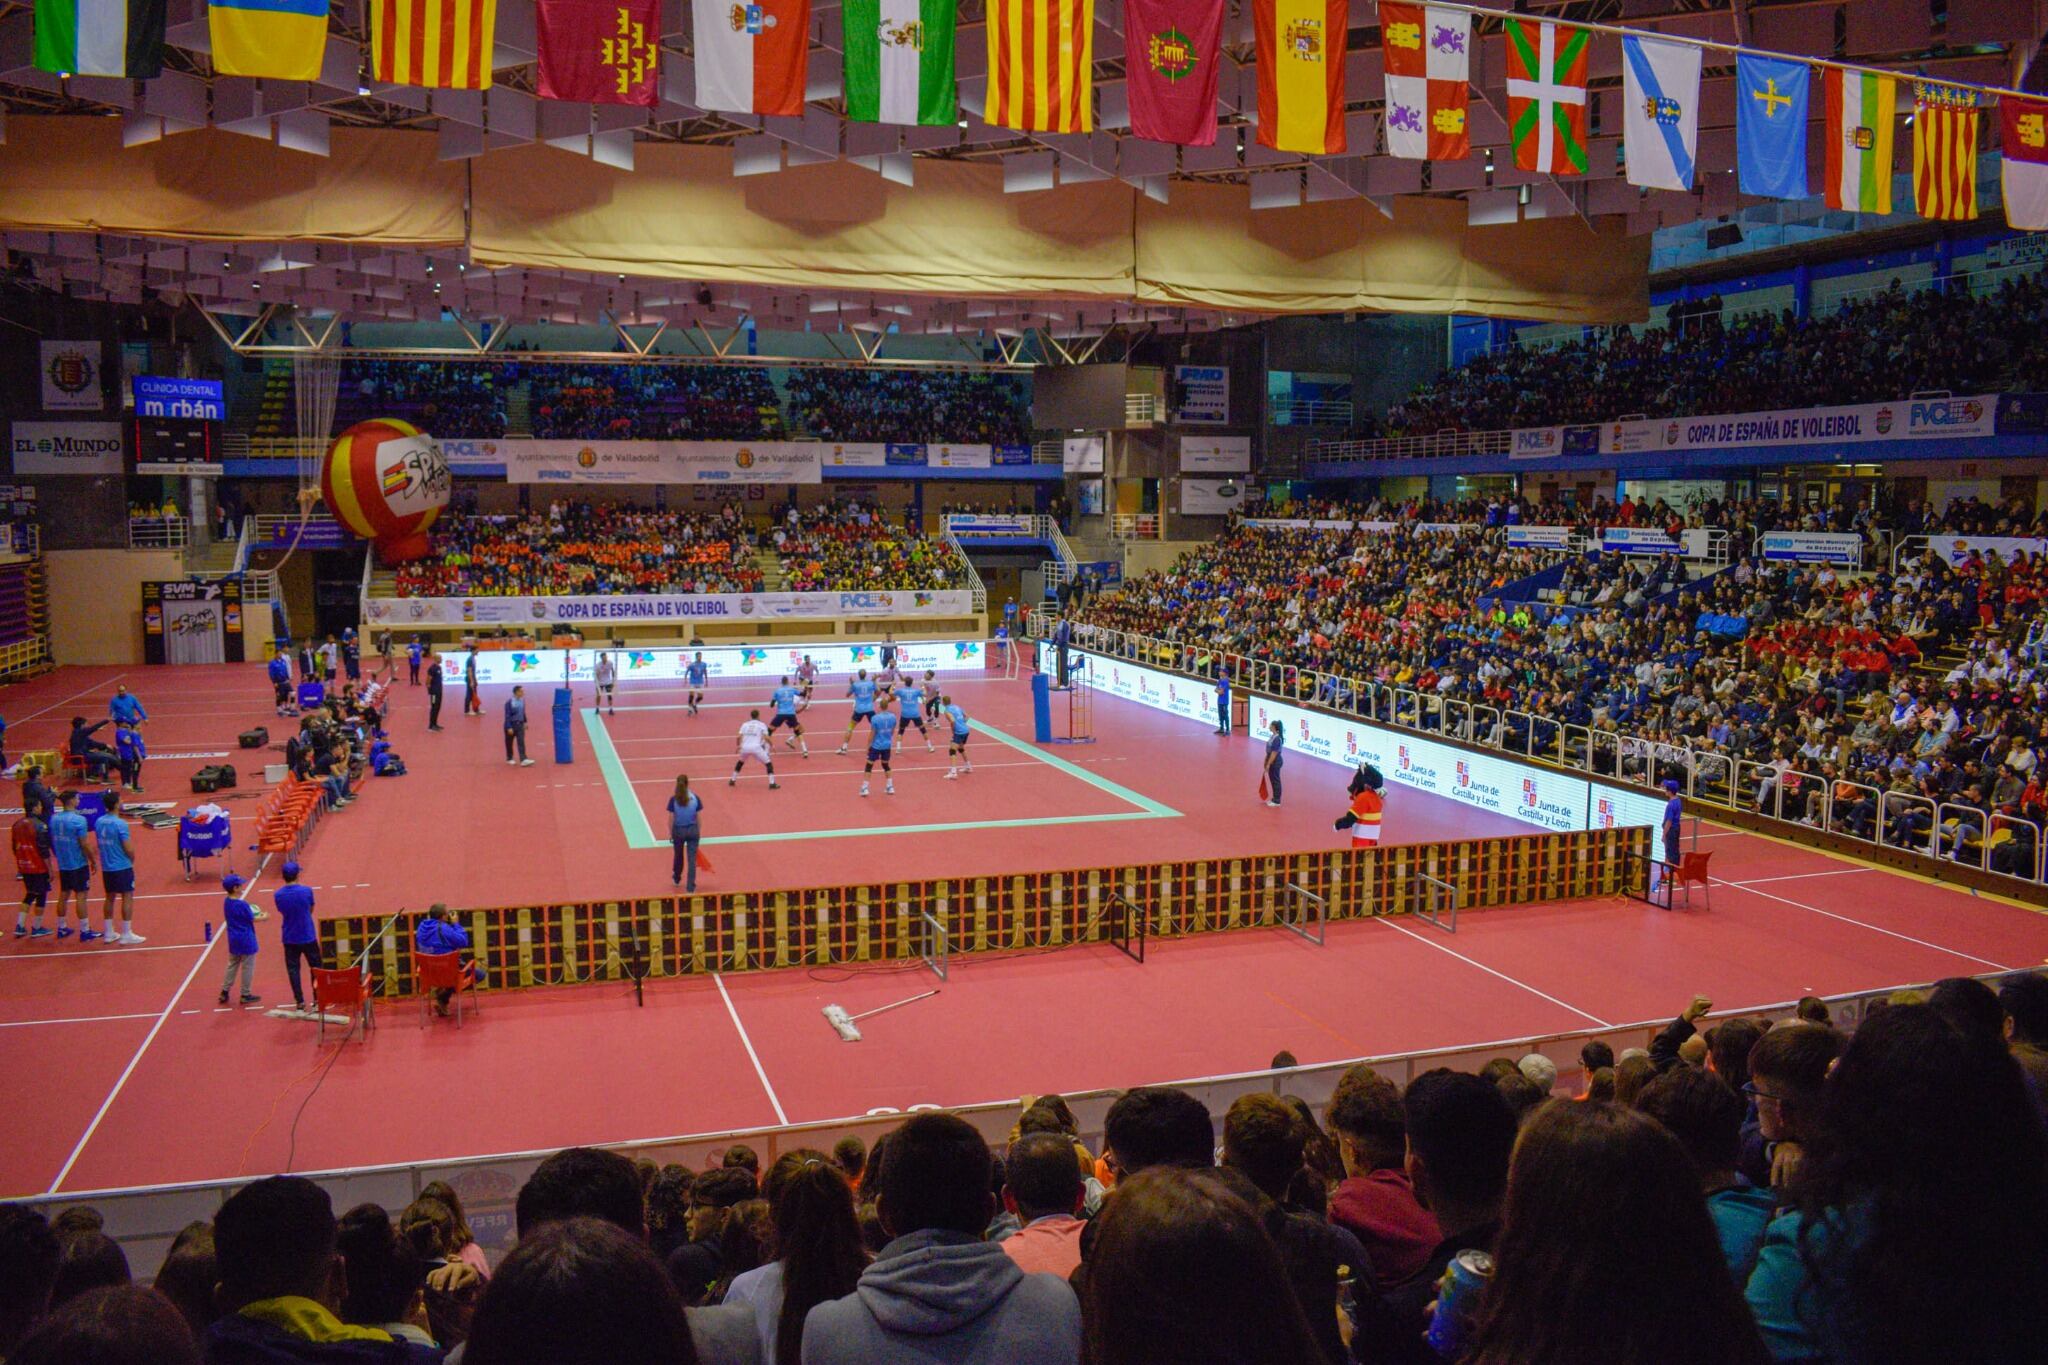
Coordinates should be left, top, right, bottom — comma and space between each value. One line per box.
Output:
800, 1113, 1079, 1365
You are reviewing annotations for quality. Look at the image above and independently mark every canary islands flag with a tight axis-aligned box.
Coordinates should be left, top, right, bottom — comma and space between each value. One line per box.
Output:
208, 0, 330, 80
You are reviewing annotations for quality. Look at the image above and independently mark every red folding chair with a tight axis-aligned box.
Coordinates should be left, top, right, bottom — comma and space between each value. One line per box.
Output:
416, 951, 481, 1028
311, 966, 375, 1043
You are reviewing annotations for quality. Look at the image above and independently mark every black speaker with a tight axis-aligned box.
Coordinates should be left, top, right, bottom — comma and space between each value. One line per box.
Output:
1705, 223, 1744, 249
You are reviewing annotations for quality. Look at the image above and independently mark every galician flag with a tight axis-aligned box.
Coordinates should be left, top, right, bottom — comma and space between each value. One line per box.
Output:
2002, 94, 2048, 231
1621, 35, 1699, 189
1824, 67, 1896, 213
692, 0, 811, 117
842, 0, 956, 126
1504, 18, 1589, 175
33, 0, 165, 76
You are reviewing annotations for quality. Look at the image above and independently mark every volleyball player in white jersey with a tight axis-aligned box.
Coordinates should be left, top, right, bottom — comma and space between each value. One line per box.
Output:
730, 709, 779, 788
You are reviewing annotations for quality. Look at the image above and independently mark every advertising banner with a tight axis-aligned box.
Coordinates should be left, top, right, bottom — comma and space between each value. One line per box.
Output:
928, 444, 993, 469
1062, 436, 1105, 472
1601, 394, 1997, 455
1509, 427, 1563, 459
1179, 478, 1246, 515
1760, 531, 1863, 566
823, 442, 890, 468
1506, 525, 1576, 550
441, 638, 986, 687
992, 444, 1035, 466
1561, 425, 1601, 455
1601, 527, 1683, 555
141, 579, 245, 664
945, 515, 1037, 535
133, 376, 225, 421
1930, 535, 2048, 565
1241, 518, 1402, 532
40, 341, 103, 411
1179, 435, 1251, 472
1174, 365, 1230, 423
499, 440, 824, 485
365, 589, 977, 627
9, 421, 125, 475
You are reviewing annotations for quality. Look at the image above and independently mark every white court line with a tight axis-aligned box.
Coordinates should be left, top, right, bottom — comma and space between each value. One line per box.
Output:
713, 972, 788, 1126
0, 1011, 158, 1030
1374, 917, 1612, 1027
626, 759, 1042, 784
1725, 869, 1877, 887
1710, 878, 2014, 971
6, 673, 127, 727
0, 941, 211, 962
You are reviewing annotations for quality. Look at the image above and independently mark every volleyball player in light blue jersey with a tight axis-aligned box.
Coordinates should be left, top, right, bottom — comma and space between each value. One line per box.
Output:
859, 700, 899, 797
943, 696, 973, 779
768, 677, 808, 755
893, 679, 934, 751
837, 669, 879, 755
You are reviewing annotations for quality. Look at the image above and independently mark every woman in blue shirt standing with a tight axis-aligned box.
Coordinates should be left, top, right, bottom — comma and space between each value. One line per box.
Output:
667, 775, 704, 892
1263, 720, 1285, 808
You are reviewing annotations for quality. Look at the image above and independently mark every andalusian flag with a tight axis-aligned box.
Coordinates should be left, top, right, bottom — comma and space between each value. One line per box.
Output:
33, 0, 165, 77
1912, 82, 1979, 221
1823, 67, 1896, 213
842, 0, 956, 126
1504, 18, 1589, 175
208, 0, 331, 80
371, 0, 498, 88
1252, 0, 1347, 155
984, 0, 1094, 132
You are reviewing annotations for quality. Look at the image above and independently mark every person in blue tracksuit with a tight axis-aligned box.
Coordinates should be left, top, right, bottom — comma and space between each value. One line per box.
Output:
268, 648, 296, 716
415, 903, 481, 1015
218, 872, 264, 1006
114, 721, 146, 793
1215, 674, 1232, 735
503, 685, 532, 765
274, 861, 324, 1010
838, 670, 880, 755
108, 685, 147, 727
1263, 720, 1285, 807
407, 636, 424, 686
860, 703, 899, 798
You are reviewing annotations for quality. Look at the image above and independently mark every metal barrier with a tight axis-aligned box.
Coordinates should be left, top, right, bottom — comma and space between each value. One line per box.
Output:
127, 518, 189, 550
1410, 872, 1459, 932
1877, 790, 1938, 856
1271, 399, 1355, 426
1111, 513, 1162, 541
1989, 813, 2044, 881
1306, 429, 1514, 464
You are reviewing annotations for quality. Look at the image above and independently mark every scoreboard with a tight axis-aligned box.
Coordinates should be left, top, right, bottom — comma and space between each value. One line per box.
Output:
132, 416, 220, 475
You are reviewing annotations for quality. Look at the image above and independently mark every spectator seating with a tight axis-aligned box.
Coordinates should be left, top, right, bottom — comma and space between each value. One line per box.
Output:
394, 505, 765, 596
335, 361, 507, 439
768, 501, 963, 592
785, 369, 1030, 444
526, 364, 782, 441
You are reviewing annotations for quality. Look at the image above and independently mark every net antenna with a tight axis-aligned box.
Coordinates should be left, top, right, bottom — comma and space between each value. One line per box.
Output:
1412, 872, 1460, 933
1278, 881, 1327, 946
821, 910, 947, 1042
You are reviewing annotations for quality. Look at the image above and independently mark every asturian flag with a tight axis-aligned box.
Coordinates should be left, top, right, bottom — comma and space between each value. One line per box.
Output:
2002, 94, 2048, 231
1621, 34, 1700, 190
1379, 3, 1471, 162
1734, 53, 1809, 200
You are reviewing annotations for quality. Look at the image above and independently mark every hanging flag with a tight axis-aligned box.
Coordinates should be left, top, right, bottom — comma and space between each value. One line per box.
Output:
1620, 35, 1699, 189
1379, 3, 1470, 161
1913, 82, 1979, 221
208, 0, 330, 80
1252, 0, 1346, 155
841, 0, 956, 127
693, 0, 810, 116
1734, 53, 1809, 199
1124, 0, 1223, 146
1823, 67, 1896, 213
1504, 18, 1588, 175
371, 0, 497, 89
33, 0, 165, 77
984, 0, 1093, 132
536, 0, 660, 104
2002, 94, 2048, 231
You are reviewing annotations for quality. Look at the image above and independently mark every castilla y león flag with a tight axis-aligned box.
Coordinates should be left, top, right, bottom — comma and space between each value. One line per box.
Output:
1123, 0, 1223, 146
536, 0, 661, 105
2002, 94, 2048, 231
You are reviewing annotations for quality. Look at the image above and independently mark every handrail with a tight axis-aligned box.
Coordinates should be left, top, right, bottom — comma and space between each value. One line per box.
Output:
937, 521, 989, 615
127, 517, 189, 551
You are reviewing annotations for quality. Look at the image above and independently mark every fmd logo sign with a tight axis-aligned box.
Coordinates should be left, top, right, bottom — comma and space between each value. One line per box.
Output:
134, 376, 224, 421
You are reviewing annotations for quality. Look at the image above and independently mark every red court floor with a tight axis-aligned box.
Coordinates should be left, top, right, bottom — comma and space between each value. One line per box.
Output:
1, 661, 2045, 1197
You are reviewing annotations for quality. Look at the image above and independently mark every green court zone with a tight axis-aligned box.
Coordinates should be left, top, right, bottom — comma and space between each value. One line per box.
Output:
582, 708, 1182, 849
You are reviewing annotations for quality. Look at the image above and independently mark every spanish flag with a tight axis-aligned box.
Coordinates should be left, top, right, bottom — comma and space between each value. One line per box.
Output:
208, 0, 330, 81
984, 0, 1093, 133
1253, 0, 1348, 155
371, 0, 497, 89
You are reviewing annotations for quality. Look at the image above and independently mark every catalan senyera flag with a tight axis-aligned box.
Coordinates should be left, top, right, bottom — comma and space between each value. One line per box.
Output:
2002, 94, 2048, 231
207, 0, 331, 81
1253, 0, 1347, 155
1823, 67, 1896, 213
371, 0, 497, 89
1913, 82, 1980, 222
535, 0, 660, 105
984, 0, 1094, 132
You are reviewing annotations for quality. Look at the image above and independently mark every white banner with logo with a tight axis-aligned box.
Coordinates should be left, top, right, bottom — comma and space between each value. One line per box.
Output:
1509, 427, 1563, 459
10, 421, 125, 475
1179, 478, 1246, 515
1180, 435, 1251, 472
1601, 527, 1683, 555
365, 589, 975, 627
1760, 531, 1863, 566
1506, 525, 1576, 550
945, 514, 1036, 534
823, 443, 889, 468
40, 341, 103, 411
1062, 436, 1104, 473
1174, 365, 1230, 423
927, 444, 992, 469
1602, 394, 1997, 455
441, 638, 987, 687
1928, 535, 2048, 566
500, 440, 824, 485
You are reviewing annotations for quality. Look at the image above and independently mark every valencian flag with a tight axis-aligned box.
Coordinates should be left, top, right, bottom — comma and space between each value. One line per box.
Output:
841, 0, 956, 127
985, 0, 1094, 132
371, 0, 498, 89
694, 0, 810, 117
536, 0, 660, 105
1913, 82, 1979, 221
1734, 53, 1809, 200
1823, 67, 1895, 213
1620, 34, 1699, 190
208, 0, 331, 80
33, 0, 165, 77
1124, 0, 1223, 146
1379, 4, 1469, 161
1253, 0, 1347, 155
2002, 94, 2048, 231
1504, 18, 1588, 174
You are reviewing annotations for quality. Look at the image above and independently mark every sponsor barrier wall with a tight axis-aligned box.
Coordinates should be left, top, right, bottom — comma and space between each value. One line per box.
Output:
1759, 531, 1864, 566
436, 639, 986, 687
365, 589, 977, 627
1600, 394, 1996, 455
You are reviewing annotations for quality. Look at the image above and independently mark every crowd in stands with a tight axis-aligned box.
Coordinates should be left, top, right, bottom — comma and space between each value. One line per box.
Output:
784, 370, 1030, 445
527, 366, 783, 441
1383, 274, 2048, 434
770, 500, 963, 592
394, 504, 764, 596
3, 976, 2042, 1365
342, 362, 507, 439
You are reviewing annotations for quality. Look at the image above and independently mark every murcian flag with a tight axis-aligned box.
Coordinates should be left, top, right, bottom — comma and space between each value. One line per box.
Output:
1379, 3, 1470, 161
1620, 34, 1699, 190
985, 0, 1094, 132
2001, 94, 2048, 231
371, 0, 497, 89
536, 0, 659, 105
1124, 0, 1223, 146
1734, 53, 1809, 200
1913, 82, 1979, 221
1252, 0, 1346, 155
1823, 67, 1896, 213
208, 0, 330, 80
33, 0, 164, 77
841, 0, 956, 127
693, 0, 810, 117
1504, 18, 1588, 175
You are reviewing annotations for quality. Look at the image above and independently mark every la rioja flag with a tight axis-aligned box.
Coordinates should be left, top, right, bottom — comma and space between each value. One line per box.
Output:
693, 0, 811, 117
1123, 0, 1223, 146
2002, 94, 2048, 231
1379, 3, 1470, 161
536, 0, 660, 104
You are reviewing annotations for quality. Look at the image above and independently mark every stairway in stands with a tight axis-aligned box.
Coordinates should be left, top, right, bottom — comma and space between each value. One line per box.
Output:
502, 380, 532, 436
752, 548, 786, 589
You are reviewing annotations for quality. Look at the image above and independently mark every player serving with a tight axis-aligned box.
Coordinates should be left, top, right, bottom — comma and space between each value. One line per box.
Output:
730, 709, 780, 789
837, 668, 880, 755
769, 676, 809, 755
859, 698, 898, 797
685, 652, 709, 717
942, 696, 973, 779
893, 674, 935, 752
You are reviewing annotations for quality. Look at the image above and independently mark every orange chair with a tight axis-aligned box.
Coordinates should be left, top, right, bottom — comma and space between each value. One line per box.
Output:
416, 951, 481, 1028
311, 966, 375, 1043
1673, 850, 1714, 909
